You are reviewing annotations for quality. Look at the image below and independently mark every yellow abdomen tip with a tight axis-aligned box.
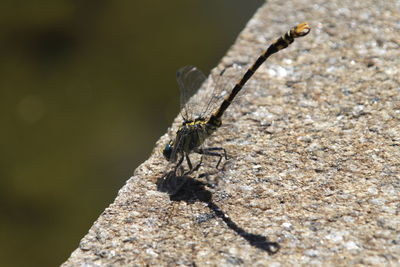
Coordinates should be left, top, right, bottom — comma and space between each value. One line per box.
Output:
294, 22, 311, 37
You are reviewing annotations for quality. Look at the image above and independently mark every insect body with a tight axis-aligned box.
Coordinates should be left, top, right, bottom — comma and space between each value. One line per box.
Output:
163, 23, 311, 173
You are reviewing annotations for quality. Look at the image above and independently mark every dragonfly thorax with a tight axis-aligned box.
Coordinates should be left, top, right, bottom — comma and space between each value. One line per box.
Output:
162, 117, 219, 162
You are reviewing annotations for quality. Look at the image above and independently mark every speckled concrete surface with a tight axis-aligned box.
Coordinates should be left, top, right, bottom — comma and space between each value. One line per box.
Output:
62, 0, 400, 266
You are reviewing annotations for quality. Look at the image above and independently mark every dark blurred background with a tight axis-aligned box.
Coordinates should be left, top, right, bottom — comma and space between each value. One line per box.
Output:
0, 1, 262, 266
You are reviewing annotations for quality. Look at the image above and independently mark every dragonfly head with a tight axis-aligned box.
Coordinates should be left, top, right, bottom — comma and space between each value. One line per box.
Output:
162, 140, 176, 162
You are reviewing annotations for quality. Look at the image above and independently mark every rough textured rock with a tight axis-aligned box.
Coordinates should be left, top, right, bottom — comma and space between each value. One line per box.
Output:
62, 0, 400, 266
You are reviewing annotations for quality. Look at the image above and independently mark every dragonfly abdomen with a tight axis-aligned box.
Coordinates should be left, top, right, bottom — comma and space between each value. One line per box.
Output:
211, 23, 310, 121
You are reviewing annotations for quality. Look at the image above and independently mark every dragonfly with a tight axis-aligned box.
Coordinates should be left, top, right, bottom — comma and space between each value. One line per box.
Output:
163, 22, 310, 174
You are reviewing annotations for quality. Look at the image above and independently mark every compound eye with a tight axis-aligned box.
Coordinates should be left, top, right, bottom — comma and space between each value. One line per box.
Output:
162, 142, 173, 160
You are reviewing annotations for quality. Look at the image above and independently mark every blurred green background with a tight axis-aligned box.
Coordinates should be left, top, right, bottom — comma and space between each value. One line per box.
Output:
0, 1, 262, 266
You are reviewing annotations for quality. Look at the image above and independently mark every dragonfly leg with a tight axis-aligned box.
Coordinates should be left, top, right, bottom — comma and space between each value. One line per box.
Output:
185, 153, 193, 171
183, 156, 203, 176
195, 147, 228, 169
174, 154, 185, 174
192, 156, 203, 172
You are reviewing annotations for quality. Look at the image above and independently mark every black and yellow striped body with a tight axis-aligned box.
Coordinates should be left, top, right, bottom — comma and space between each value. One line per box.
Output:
207, 22, 310, 126
163, 23, 310, 171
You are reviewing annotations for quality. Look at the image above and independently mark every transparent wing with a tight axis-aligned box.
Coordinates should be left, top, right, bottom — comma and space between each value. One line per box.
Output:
199, 64, 248, 119
199, 68, 227, 119
176, 65, 207, 121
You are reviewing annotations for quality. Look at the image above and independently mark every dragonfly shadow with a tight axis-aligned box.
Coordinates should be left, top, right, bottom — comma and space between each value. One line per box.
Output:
156, 171, 212, 203
156, 171, 280, 255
